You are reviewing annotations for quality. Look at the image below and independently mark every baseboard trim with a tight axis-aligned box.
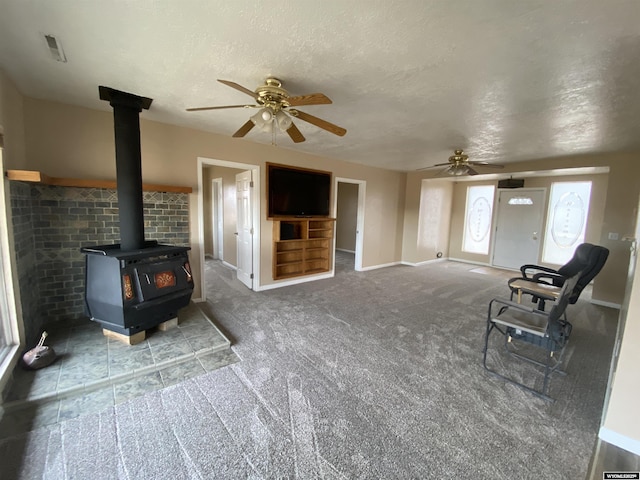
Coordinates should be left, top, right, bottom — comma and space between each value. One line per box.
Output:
359, 261, 402, 271
401, 258, 448, 267
256, 271, 335, 291
590, 299, 621, 310
222, 261, 237, 270
599, 427, 640, 456
448, 257, 492, 267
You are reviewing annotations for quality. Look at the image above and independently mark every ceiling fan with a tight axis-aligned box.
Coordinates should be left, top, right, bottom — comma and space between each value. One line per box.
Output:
420, 149, 504, 176
186, 77, 347, 143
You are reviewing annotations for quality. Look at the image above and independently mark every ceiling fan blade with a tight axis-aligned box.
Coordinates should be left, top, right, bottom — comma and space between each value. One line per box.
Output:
416, 162, 452, 171
467, 166, 479, 176
286, 122, 306, 143
186, 104, 249, 112
291, 110, 346, 136
469, 162, 504, 169
217, 79, 259, 99
232, 120, 255, 138
287, 93, 332, 106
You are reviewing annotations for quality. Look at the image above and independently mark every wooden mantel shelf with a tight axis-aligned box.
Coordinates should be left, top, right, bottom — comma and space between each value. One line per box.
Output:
5, 170, 192, 194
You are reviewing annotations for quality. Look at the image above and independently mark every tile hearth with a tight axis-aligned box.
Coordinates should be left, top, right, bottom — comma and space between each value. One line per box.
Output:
0, 302, 239, 439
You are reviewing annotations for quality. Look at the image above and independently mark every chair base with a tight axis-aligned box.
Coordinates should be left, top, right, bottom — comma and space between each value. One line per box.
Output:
483, 323, 568, 402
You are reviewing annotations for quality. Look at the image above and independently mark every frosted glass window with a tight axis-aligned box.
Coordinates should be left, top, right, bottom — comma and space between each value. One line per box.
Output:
417, 182, 449, 252
462, 185, 495, 254
542, 181, 592, 264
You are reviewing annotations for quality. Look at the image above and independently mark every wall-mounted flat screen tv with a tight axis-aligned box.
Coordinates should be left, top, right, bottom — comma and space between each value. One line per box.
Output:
267, 163, 331, 218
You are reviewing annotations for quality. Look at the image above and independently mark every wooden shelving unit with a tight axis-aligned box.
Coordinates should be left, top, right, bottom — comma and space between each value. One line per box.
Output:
272, 218, 335, 280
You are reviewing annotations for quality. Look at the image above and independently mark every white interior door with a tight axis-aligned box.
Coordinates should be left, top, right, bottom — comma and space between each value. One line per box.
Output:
236, 170, 253, 289
492, 189, 545, 270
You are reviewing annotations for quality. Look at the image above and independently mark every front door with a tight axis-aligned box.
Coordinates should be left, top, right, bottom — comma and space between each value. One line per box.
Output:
236, 170, 253, 289
492, 189, 545, 270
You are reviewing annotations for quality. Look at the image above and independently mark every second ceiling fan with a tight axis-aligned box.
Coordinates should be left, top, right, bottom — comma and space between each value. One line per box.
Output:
420, 149, 504, 176
186, 77, 347, 143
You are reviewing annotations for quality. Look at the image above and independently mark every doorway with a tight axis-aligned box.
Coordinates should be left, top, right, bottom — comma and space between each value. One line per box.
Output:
334, 177, 366, 271
211, 178, 223, 260
197, 158, 260, 302
491, 188, 545, 270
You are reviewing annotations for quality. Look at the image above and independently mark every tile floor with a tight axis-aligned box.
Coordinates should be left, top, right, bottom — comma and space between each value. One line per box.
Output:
0, 302, 239, 439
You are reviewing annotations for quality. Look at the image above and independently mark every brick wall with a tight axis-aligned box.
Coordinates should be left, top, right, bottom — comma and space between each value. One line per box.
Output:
9, 181, 41, 345
10, 183, 190, 339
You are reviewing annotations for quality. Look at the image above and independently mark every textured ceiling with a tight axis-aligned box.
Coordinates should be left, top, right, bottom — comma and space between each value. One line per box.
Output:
0, 1, 639, 172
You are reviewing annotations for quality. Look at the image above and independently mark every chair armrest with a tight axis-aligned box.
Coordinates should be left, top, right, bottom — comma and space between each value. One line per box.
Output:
532, 272, 566, 286
508, 278, 561, 301
520, 264, 560, 279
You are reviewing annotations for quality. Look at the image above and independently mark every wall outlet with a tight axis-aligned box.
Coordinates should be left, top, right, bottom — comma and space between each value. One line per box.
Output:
608, 232, 619, 240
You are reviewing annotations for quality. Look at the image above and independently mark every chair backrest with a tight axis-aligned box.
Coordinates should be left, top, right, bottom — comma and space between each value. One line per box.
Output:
557, 243, 610, 304
547, 272, 581, 343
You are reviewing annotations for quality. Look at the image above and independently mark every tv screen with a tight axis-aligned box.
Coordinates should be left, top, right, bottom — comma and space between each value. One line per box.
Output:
267, 163, 331, 218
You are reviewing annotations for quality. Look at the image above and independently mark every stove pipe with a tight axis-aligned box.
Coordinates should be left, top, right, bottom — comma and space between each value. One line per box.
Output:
99, 86, 153, 251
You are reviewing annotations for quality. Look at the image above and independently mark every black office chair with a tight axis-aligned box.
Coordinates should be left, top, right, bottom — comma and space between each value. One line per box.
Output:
507, 243, 609, 310
483, 272, 581, 401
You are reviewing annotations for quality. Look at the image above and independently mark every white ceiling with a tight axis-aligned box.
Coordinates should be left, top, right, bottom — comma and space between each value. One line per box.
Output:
1, 1, 639, 172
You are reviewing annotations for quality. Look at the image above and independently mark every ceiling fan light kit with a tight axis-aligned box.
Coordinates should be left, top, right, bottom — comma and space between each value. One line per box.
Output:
448, 164, 471, 176
187, 77, 346, 144
250, 108, 275, 132
275, 110, 292, 131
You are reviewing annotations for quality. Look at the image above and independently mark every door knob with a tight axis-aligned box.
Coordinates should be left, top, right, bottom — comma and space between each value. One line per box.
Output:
532, 232, 538, 240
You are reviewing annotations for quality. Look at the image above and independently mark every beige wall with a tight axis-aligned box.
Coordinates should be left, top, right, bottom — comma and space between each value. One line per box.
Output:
20, 97, 406, 293
594, 161, 640, 303
336, 182, 358, 252
0, 70, 26, 169
602, 231, 640, 453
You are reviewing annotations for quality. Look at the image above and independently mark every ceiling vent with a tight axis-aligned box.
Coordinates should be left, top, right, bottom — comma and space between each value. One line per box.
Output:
498, 178, 525, 189
44, 34, 67, 63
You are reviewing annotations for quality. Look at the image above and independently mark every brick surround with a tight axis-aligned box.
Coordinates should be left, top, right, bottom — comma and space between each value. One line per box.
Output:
9, 182, 190, 344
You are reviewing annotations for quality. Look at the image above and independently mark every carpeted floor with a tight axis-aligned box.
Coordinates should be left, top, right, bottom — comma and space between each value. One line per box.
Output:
0, 253, 619, 479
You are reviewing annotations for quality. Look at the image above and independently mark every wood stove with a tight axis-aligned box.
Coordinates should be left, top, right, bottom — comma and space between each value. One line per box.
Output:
82, 87, 193, 338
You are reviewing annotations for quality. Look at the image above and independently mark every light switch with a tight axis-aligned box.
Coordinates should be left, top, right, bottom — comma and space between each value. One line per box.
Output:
608, 232, 619, 240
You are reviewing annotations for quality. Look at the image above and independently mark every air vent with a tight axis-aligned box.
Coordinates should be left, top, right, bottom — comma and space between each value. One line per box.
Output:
44, 34, 67, 63
498, 178, 524, 189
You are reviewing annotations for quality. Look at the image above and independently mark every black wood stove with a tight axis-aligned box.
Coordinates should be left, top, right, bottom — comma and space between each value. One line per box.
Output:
82, 87, 193, 337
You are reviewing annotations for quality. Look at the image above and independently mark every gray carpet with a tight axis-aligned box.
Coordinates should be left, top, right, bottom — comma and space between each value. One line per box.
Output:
0, 254, 618, 479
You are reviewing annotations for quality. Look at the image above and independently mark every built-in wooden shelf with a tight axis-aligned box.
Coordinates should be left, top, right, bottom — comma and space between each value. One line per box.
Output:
272, 218, 335, 280
5, 170, 192, 194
